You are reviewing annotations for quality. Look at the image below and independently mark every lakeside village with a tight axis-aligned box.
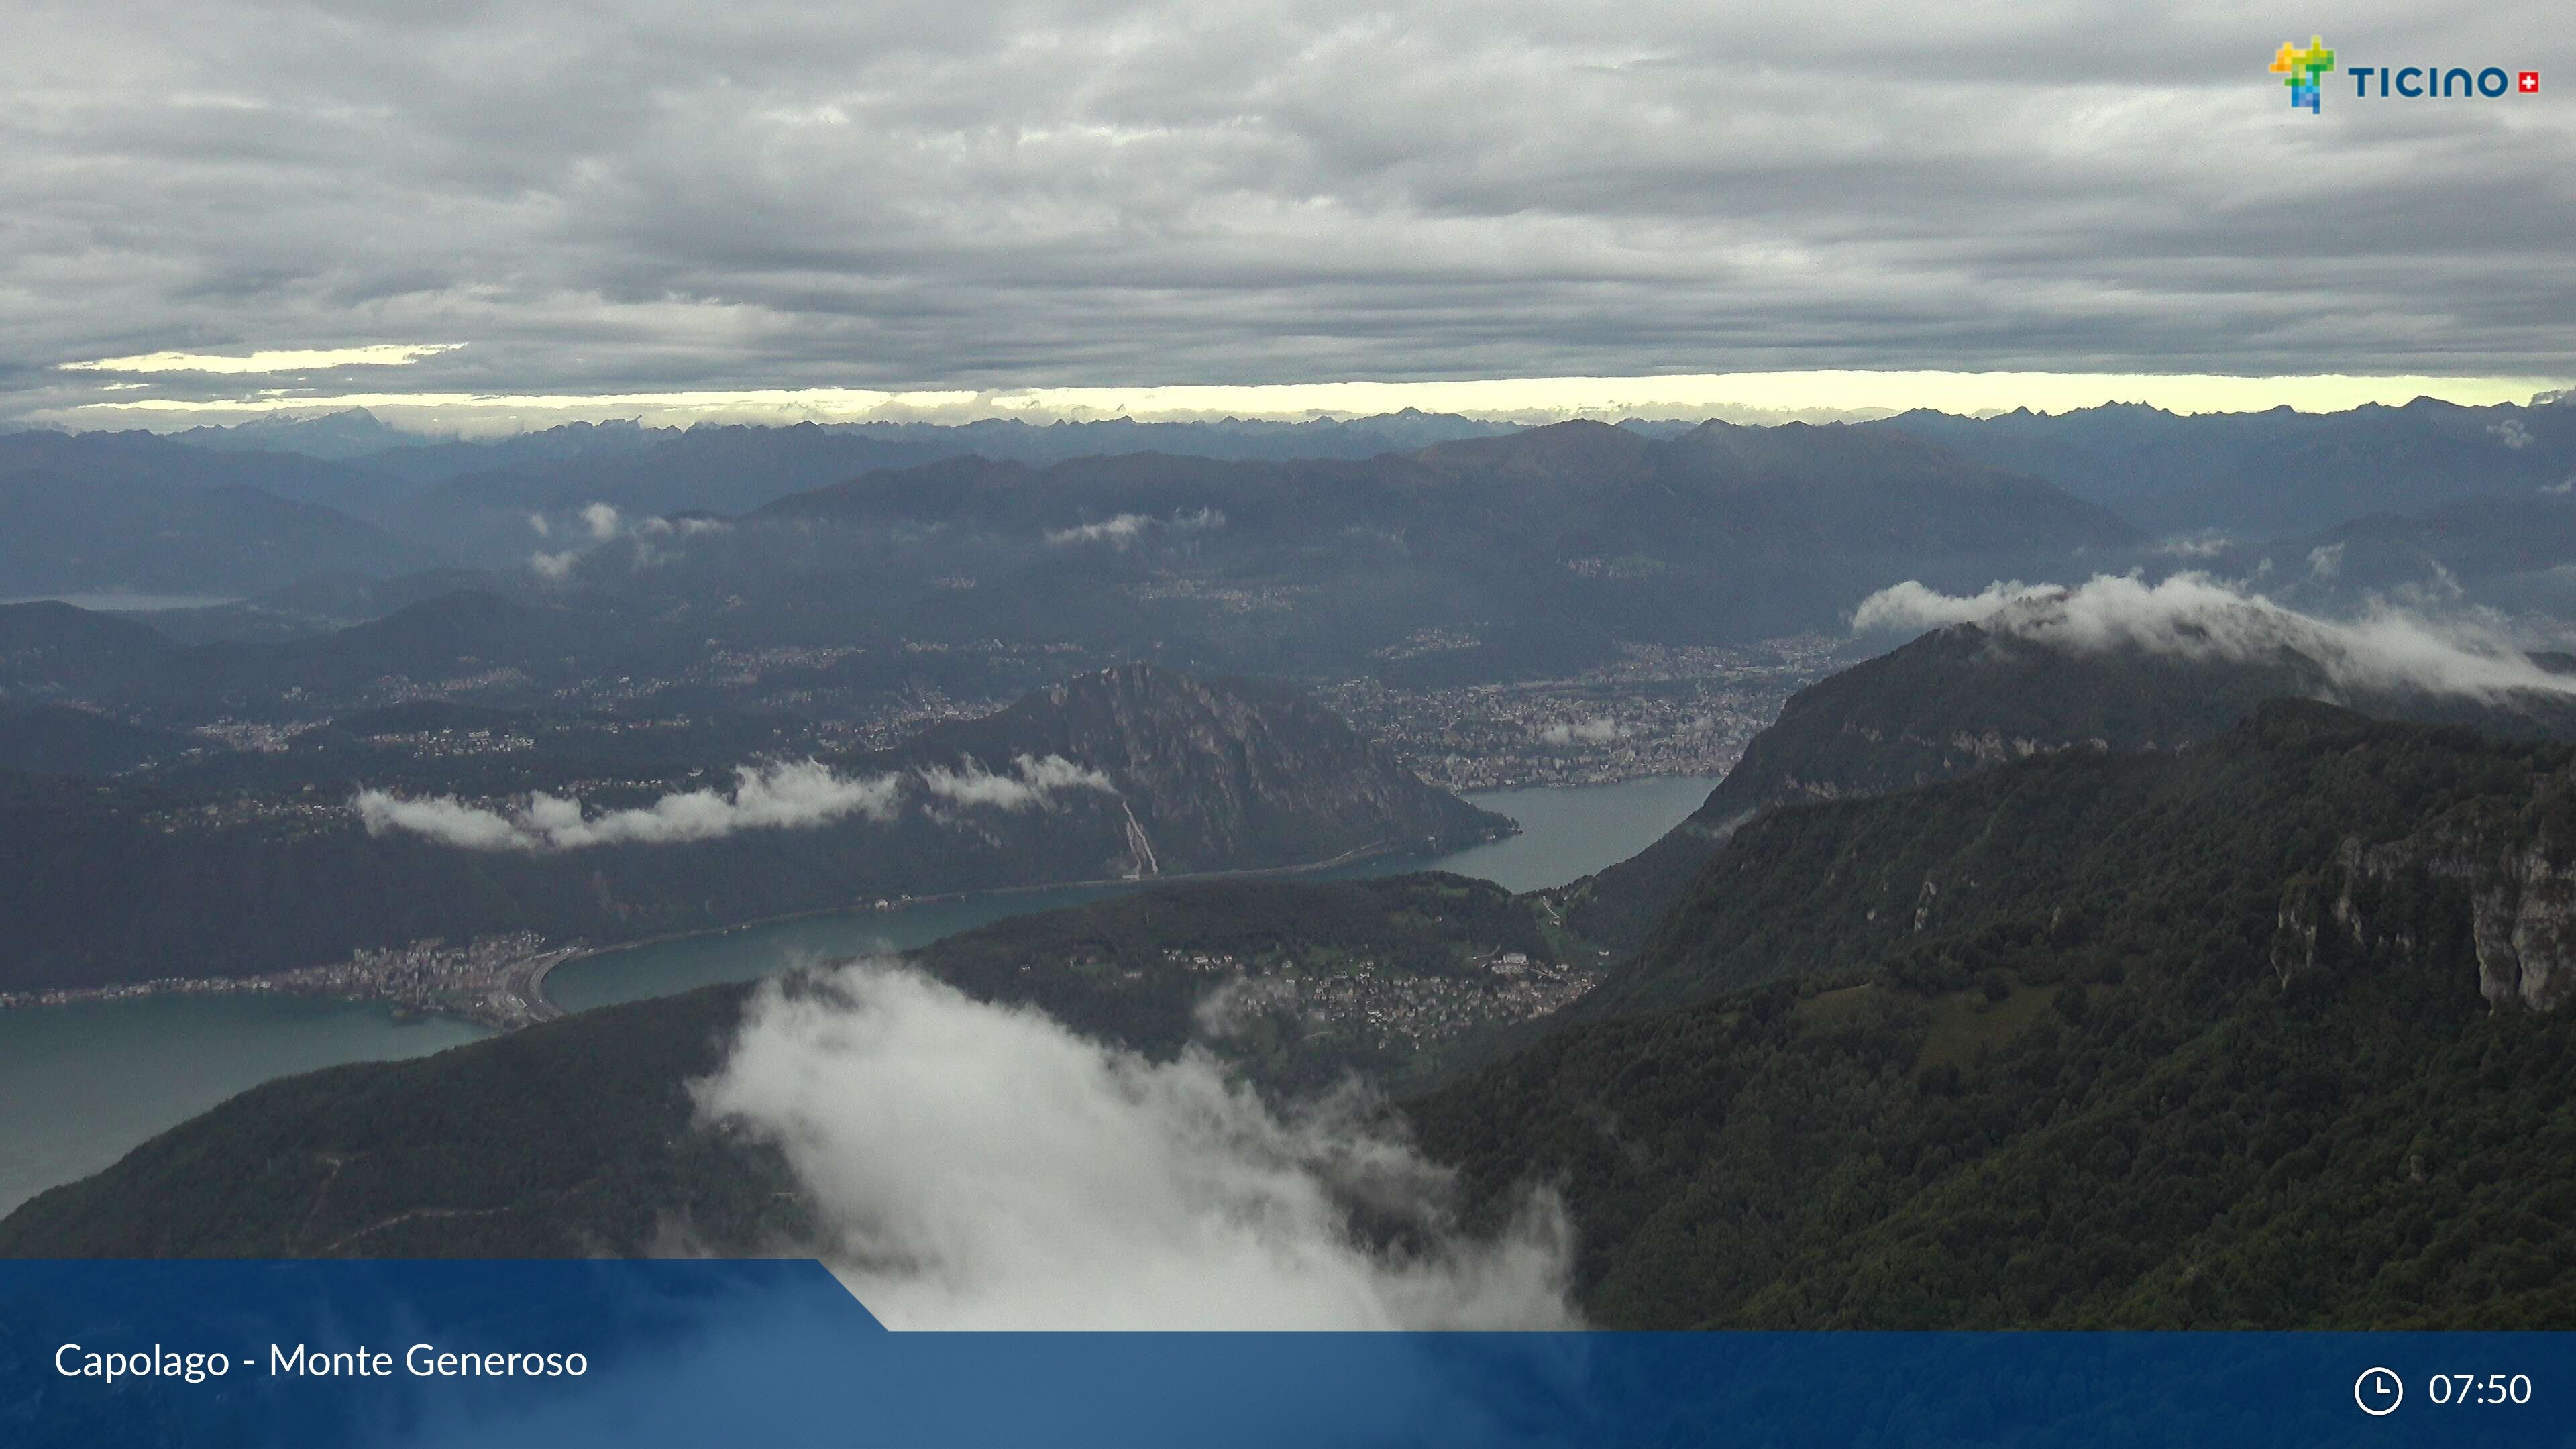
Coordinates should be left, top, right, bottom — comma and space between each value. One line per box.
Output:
1040, 942, 1603, 1053
1178, 943, 1601, 1052
0, 932, 580, 1031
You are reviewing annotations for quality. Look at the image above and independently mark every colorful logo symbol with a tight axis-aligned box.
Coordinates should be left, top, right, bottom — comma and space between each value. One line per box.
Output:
2521, 71, 2542, 93
2271, 35, 2337, 112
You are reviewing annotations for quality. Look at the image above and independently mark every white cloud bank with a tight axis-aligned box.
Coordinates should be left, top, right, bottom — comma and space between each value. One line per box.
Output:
58, 343, 462, 374
1045, 508, 1225, 547
918, 754, 1114, 811
356, 760, 905, 851
694, 963, 1578, 1330
1854, 573, 2576, 702
355, 754, 1120, 851
1536, 716, 1626, 745
641, 515, 731, 538
1046, 513, 1152, 547
525, 505, 731, 578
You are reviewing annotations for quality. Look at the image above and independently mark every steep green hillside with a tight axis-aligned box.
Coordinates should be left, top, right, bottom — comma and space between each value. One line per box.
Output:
1562, 621, 2576, 949
1416, 703, 2576, 1326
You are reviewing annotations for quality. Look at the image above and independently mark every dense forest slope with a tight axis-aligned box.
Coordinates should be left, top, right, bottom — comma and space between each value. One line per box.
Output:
1417, 702, 2576, 1326
1564, 620, 2576, 949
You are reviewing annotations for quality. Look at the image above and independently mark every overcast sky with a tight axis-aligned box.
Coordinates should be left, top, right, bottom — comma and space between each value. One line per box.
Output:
6, 1, 2571, 430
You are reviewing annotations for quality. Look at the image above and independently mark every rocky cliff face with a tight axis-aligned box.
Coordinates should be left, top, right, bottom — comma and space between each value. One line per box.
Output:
896, 663, 1512, 875
2273, 799, 2576, 1012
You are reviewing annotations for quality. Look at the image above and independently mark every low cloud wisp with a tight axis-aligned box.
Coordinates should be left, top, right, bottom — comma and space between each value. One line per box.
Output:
918, 754, 1115, 812
1854, 573, 2576, 702
353, 753, 1120, 851
57, 343, 462, 375
694, 962, 1580, 1330
355, 760, 906, 851
1536, 716, 1626, 746
1045, 508, 1225, 548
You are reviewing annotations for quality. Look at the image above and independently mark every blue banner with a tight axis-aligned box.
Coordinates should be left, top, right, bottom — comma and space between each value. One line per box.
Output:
3, 1260, 2570, 1446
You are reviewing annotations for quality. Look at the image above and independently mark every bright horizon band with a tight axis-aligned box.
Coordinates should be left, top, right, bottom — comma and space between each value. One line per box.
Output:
48, 370, 2574, 434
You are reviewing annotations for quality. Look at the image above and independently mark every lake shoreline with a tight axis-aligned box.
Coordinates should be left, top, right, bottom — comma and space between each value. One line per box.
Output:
542, 774, 1724, 1017
0, 775, 1720, 1219
532, 825, 1519, 1013
0, 824, 1519, 1028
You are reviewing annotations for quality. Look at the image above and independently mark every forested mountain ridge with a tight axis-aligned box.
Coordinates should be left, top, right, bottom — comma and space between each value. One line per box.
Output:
0, 664, 1506, 993
567, 419, 2137, 678
1562, 619, 2576, 949
909, 664, 1495, 870
1414, 702, 2576, 1326
1874, 396, 2576, 537
0, 432, 426, 594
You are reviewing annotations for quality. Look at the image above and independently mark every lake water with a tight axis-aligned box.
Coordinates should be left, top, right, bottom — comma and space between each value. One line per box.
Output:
0, 774, 1718, 1214
548, 773, 1719, 1010
0, 996, 484, 1218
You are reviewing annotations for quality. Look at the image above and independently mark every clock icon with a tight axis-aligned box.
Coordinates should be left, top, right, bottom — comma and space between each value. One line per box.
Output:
2356, 1367, 2404, 1416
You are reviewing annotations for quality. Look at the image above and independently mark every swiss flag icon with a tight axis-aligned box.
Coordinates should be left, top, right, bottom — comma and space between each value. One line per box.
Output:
2520, 70, 2541, 93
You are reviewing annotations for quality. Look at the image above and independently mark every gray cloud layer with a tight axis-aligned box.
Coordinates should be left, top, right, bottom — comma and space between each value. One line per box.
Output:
354, 753, 1112, 850
1855, 573, 2576, 701
695, 961, 1578, 1329
8, 1, 2571, 424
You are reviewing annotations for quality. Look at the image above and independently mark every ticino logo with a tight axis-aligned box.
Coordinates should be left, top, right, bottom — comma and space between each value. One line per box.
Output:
2271, 34, 2538, 113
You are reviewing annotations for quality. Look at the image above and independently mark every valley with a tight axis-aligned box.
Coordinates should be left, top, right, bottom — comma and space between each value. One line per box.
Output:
0, 771, 1717, 1218
15, 402, 2576, 1335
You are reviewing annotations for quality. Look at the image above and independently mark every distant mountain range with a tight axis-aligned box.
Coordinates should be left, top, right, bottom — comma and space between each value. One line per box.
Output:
0, 417, 2139, 686
166, 407, 431, 462
598, 418, 2135, 675
175, 405, 1521, 472
1874, 396, 2576, 537
0, 589, 637, 720
17, 401, 2576, 669
0, 602, 179, 699
0, 432, 426, 596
